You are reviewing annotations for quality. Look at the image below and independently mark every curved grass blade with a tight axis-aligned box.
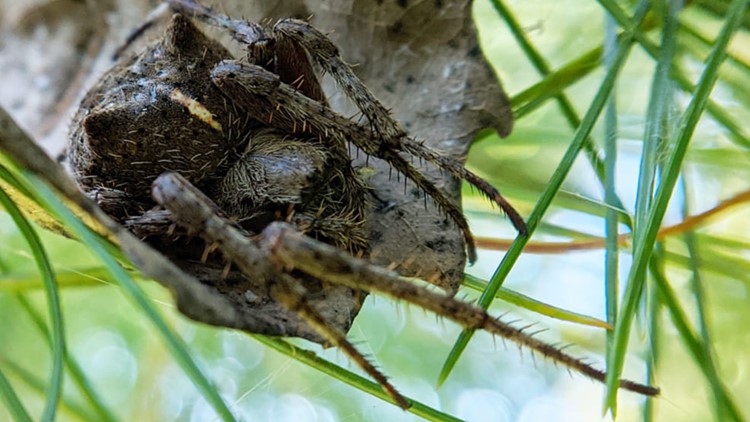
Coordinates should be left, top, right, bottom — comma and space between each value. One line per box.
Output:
0, 356, 95, 422
603, 0, 749, 414
14, 295, 117, 422
22, 177, 238, 422
0, 106, 236, 421
0, 367, 32, 422
0, 183, 64, 422
438, 1, 651, 387
462, 274, 611, 329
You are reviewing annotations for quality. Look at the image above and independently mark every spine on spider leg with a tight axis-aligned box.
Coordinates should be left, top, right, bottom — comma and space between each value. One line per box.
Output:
380, 149, 479, 263
273, 20, 405, 145
264, 222, 659, 397
400, 139, 527, 236
152, 172, 410, 409
211, 61, 482, 262
274, 274, 410, 409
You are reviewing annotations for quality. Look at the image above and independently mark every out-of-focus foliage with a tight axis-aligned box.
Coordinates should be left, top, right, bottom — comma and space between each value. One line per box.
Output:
1, 0, 750, 421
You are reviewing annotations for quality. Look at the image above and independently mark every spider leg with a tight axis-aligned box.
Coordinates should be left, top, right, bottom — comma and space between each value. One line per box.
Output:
272, 19, 527, 235
210, 61, 481, 261
273, 19, 405, 146
263, 222, 659, 397
399, 140, 527, 235
152, 172, 658, 398
166, 0, 267, 45
273, 274, 409, 409
152, 172, 409, 408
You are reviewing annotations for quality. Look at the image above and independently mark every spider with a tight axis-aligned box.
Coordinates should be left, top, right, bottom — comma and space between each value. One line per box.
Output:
67, 0, 657, 408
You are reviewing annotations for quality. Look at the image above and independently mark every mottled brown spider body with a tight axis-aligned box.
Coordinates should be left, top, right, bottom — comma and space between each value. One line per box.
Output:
70, 13, 369, 341
70, 12, 368, 249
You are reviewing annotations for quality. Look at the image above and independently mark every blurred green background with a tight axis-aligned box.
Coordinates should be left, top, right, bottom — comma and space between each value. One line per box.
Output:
2, 0, 750, 421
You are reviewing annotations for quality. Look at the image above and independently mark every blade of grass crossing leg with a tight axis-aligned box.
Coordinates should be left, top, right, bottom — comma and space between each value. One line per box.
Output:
14, 174, 237, 422
638, 3, 680, 417
603, 0, 749, 415
0, 185, 64, 422
437, 1, 651, 387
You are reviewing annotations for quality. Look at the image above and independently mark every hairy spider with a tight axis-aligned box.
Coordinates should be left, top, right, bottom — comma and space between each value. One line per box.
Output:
67, 0, 657, 408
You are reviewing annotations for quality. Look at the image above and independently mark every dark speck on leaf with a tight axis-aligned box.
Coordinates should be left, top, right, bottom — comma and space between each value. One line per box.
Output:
397, 0, 408, 8
389, 21, 404, 35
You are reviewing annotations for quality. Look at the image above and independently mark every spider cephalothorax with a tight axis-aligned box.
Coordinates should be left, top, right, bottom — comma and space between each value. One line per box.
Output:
68, 0, 657, 408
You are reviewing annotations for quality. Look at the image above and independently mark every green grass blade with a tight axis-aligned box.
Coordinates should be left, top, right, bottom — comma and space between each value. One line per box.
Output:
648, 249, 744, 421
14, 295, 118, 422
511, 47, 602, 118
492, 0, 631, 224
633, 1, 679, 237
0, 356, 95, 422
0, 367, 33, 422
636, 3, 679, 418
12, 173, 237, 422
643, 262, 660, 422
603, 0, 749, 414
251, 335, 460, 422
679, 19, 750, 74
681, 176, 740, 421
598, 0, 750, 149
0, 267, 113, 292
437, 1, 650, 387
603, 12, 620, 352
463, 274, 610, 329
0, 184, 64, 422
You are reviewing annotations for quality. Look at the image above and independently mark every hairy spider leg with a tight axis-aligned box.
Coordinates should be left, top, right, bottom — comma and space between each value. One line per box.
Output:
274, 19, 527, 235
209, 60, 483, 262
152, 172, 410, 409
153, 172, 659, 399
165, 0, 525, 257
